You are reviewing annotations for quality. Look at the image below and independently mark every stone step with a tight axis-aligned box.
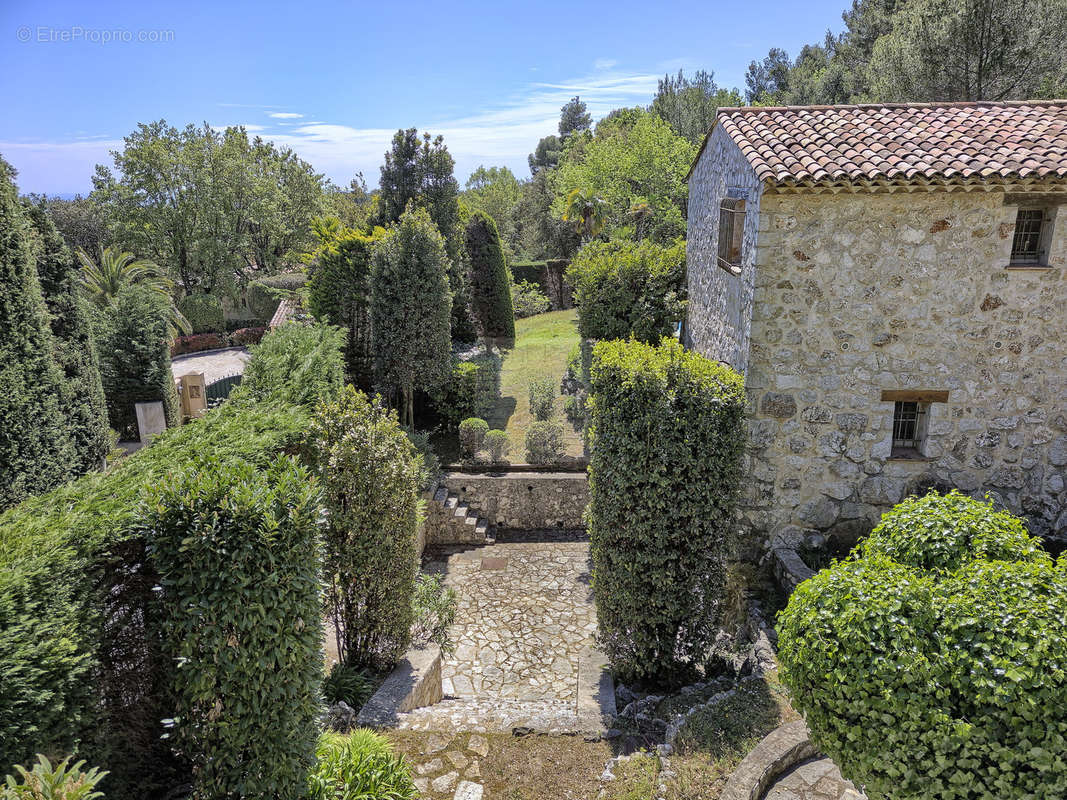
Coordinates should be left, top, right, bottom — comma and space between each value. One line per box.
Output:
454, 501, 470, 518
463, 514, 479, 527
433, 487, 449, 503
474, 520, 488, 535
445, 494, 459, 510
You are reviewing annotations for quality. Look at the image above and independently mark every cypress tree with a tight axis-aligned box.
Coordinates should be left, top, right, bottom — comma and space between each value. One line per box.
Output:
0, 158, 75, 509
24, 202, 111, 474
464, 210, 515, 340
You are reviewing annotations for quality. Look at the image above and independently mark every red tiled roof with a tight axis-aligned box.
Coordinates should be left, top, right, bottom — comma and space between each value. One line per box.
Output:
695, 101, 1067, 187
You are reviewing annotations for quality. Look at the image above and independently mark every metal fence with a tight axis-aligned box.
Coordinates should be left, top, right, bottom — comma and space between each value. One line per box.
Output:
205, 373, 243, 404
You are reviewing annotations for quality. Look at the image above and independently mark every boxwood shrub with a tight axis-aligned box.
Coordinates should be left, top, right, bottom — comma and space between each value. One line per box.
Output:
141, 457, 322, 799
778, 491, 1067, 800
588, 337, 745, 686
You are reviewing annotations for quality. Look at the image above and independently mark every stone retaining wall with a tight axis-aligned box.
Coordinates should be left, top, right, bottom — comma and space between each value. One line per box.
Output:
440, 471, 589, 529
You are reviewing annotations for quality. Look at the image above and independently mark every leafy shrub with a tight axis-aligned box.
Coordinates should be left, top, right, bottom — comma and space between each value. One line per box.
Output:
464, 210, 515, 338
0, 398, 311, 793
306, 732, 416, 800
430, 353, 501, 428
566, 239, 686, 342
405, 429, 442, 492
511, 279, 551, 318
528, 377, 556, 421
588, 338, 745, 685
230, 325, 267, 346
142, 457, 323, 800
322, 663, 376, 711
458, 418, 489, 457
525, 421, 564, 465
247, 272, 308, 322
2, 755, 107, 800
177, 293, 224, 334
410, 574, 458, 655
97, 285, 181, 438
778, 491, 1067, 800
170, 332, 227, 356
309, 387, 422, 671
240, 322, 345, 407
484, 429, 510, 463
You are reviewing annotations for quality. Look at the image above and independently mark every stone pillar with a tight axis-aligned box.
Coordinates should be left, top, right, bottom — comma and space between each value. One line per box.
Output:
134, 401, 167, 443
179, 372, 208, 421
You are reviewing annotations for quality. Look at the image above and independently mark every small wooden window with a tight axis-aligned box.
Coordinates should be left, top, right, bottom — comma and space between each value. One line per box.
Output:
1009, 207, 1053, 266
717, 196, 745, 274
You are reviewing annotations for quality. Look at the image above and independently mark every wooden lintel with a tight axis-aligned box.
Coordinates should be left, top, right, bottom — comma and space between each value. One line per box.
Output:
880, 389, 950, 403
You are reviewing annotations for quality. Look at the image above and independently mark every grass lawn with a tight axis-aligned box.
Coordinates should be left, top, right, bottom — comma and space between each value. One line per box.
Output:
485, 308, 583, 462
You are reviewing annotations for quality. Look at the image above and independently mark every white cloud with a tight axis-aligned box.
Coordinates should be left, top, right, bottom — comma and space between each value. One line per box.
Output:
269, 112, 304, 119
594, 58, 618, 70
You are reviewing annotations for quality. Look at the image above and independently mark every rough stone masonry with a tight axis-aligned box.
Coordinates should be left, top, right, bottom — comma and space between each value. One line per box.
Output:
686, 111, 1067, 549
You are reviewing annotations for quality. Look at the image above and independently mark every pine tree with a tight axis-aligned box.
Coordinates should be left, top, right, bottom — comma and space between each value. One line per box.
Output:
371, 206, 452, 428
464, 210, 515, 340
0, 159, 75, 509
24, 202, 111, 474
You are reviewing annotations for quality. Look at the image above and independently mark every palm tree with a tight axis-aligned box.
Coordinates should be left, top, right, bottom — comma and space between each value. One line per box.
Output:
562, 188, 609, 243
629, 197, 652, 242
77, 245, 190, 336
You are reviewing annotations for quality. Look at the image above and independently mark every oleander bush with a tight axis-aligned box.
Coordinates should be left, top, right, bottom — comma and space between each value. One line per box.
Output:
524, 420, 564, 465
177, 293, 224, 334
306, 732, 416, 800
484, 429, 510, 463
308, 387, 422, 671
528, 377, 556, 421
141, 457, 323, 800
588, 338, 745, 685
566, 239, 686, 342
410, 574, 458, 655
240, 322, 345, 407
458, 417, 489, 458
778, 491, 1067, 800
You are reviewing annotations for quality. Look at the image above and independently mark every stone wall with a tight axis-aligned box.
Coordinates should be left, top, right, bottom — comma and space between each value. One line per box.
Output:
737, 190, 1067, 544
685, 125, 763, 371
440, 472, 589, 529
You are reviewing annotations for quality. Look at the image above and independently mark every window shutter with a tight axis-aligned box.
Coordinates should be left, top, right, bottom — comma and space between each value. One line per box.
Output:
718, 197, 746, 273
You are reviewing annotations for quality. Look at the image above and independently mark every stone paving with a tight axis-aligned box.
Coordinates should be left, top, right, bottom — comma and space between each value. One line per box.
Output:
399, 530, 608, 732
406, 731, 488, 799
170, 346, 250, 384
763, 757, 866, 800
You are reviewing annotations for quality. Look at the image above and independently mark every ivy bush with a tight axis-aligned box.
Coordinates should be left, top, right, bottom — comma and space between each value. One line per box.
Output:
566, 240, 686, 342
177, 293, 224, 333
307, 732, 416, 800
528, 377, 556, 421
308, 387, 422, 671
141, 457, 323, 800
588, 338, 745, 685
240, 322, 345, 407
458, 418, 489, 458
485, 429, 510, 463
525, 421, 564, 465
778, 491, 1067, 800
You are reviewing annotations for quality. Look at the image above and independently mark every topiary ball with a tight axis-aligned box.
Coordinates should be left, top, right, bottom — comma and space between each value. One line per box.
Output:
778, 491, 1067, 800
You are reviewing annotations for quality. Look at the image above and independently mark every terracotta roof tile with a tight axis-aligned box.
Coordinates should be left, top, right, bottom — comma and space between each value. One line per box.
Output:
696, 101, 1067, 186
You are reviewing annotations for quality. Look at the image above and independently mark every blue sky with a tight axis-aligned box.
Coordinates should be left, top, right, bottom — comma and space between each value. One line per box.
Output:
1, 0, 847, 195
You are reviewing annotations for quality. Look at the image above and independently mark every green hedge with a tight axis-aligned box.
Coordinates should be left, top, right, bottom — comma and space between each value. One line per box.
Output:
588, 338, 745, 685
778, 491, 1067, 800
247, 272, 308, 322
142, 457, 322, 799
464, 210, 515, 339
429, 352, 501, 428
566, 240, 686, 342
240, 322, 345, 407
509, 260, 547, 287
178, 293, 225, 333
0, 398, 312, 795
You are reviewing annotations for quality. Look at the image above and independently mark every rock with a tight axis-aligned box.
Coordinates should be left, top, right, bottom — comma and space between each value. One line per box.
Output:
467, 733, 488, 757
453, 780, 483, 800
796, 496, 840, 529
431, 771, 459, 793
416, 758, 444, 775
1050, 436, 1067, 466
425, 733, 450, 754
322, 701, 357, 733
761, 392, 797, 419
657, 743, 673, 757
512, 726, 534, 737
603, 728, 623, 739
445, 751, 469, 769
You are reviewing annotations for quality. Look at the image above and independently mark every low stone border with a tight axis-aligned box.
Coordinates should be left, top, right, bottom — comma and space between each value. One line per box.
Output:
772, 547, 816, 593
719, 720, 817, 800
357, 645, 443, 728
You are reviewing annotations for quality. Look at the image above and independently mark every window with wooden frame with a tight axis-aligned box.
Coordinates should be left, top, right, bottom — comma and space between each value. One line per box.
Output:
717, 195, 746, 274
881, 390, 948, 459
1009, 206, 1055, 267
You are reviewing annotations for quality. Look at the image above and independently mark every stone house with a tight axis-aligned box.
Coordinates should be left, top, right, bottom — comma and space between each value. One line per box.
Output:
684, 101, 1067, 548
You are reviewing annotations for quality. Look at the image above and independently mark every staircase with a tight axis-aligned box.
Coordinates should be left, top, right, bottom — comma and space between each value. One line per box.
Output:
428, 487, 491, 546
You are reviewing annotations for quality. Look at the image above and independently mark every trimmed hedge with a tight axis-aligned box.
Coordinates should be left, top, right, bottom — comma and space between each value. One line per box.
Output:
566, 239, 686, 342
464, 210, 515, 339
525, 420, 564, 465
240, 322, 345, 407
459, 417, 489, 457
177, 293, 225, 334
778, 491, 1067, 800
141, 457, 323, 799
588, 338, 745, 685
171, 332, 227, 356
484, 429, 510, 463
0, 398, 312, 794
528, 377, 556, 421
247, 272, 307, 322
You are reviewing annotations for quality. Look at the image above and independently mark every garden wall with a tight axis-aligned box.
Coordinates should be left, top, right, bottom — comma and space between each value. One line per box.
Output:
440, 471, 589, 529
